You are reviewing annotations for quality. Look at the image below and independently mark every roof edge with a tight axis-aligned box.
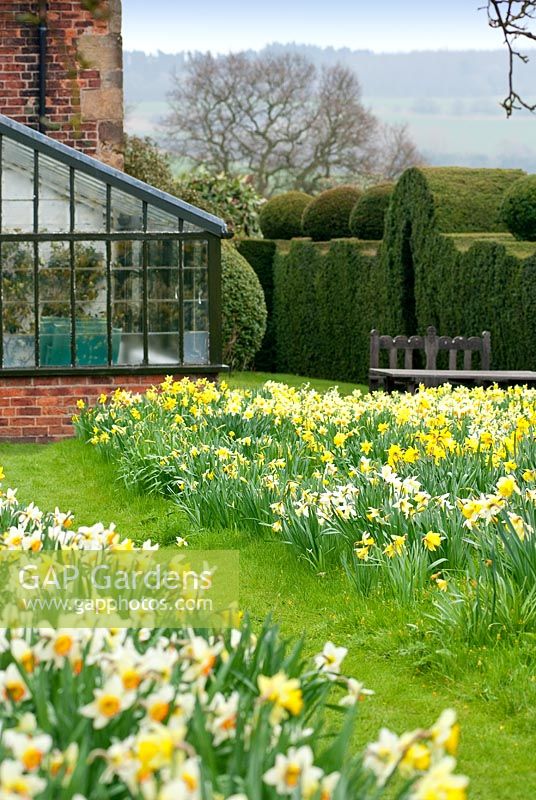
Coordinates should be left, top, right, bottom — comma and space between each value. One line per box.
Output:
0, 113, 228, 237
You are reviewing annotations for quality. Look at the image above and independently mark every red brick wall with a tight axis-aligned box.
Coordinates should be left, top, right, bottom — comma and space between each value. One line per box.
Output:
0, 0, 124, 167
0, 374, 216, 443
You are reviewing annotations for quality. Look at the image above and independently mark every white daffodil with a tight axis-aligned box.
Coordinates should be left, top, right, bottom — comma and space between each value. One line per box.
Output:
0, 759, 46, 798
0, 663, 29, 704
143, 685, 175, 723
208, 691, 239, 745
158, 757, 201, 799
363, 727, 403, 786
263, 746, 323, 796
339, 678, 375, 706
34, 629, 82, 668
3, 730, 53, 771
430, 708, 460, 756
319, 772, 341, 800
179, 636, 223, 683
80, 674, 136, 728
314, 641, 348, 679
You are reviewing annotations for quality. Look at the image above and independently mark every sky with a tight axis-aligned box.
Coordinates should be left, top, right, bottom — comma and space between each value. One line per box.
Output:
122, 0, 512, 54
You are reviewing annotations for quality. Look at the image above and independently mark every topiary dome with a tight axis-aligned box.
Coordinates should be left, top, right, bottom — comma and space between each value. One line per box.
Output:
349, 182, 394, 240
222, 242, 267, 370
301, 185, 362, 241
259, 191, 313, 239
501, 174, 536, 241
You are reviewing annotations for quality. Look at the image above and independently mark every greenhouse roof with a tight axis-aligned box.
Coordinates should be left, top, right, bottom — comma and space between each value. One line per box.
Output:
0, 113, 228, 237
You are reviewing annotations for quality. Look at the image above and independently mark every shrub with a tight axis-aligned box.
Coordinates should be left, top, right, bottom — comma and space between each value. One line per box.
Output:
301, 185, 362, 241
259, 191, 313, 239
222, 242, 267, 370
124, 134, 178, 195
501, 174, 536, 241
236, 239, 278, 370
349, 182, 394, 239
175, 169, 264, 237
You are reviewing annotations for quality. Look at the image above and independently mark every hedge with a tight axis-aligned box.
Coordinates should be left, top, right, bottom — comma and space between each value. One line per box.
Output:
236, 239, 278, 371
417, 166, 525, 233
274, 239, 386, 382
381, 166, 536, 369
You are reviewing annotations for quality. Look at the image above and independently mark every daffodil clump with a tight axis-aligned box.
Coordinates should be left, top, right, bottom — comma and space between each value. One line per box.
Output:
75, 380, 536, 633
0, 474, 469, 799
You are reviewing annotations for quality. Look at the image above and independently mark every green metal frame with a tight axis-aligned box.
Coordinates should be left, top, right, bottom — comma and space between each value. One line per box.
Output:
0, 113, 227, 374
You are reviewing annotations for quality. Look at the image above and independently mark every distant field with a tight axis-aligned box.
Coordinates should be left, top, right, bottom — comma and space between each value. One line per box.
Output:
125, 97, 536, 172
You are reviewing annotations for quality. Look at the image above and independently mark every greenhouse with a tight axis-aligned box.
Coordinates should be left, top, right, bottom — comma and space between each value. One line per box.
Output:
0, 113, 228, 374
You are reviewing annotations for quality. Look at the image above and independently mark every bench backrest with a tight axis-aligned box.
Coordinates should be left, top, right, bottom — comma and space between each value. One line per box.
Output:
370, 326, 491, 370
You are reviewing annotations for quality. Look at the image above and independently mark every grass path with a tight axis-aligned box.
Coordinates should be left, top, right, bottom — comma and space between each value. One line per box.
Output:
0, 438, 534, 798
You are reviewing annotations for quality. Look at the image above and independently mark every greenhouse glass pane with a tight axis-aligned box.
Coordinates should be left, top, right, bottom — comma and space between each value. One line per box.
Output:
111, 188, 143, 232
148, 332, 180, 364
182, 240, 209, 365
37, 152, 70, 233
111, 240, 143, 365
1, 137, 35, 233
74, 172, 106, 232
148, 239, 179, 268
1, 240, 35, 367
147, 204, 179, 232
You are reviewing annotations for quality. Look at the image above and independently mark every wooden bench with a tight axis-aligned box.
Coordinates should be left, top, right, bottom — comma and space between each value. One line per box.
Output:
369, 326, 502, 392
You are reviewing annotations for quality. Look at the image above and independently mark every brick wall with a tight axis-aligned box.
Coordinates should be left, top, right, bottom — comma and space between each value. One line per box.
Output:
0, 374, 216, 443
0, 0, 124, 167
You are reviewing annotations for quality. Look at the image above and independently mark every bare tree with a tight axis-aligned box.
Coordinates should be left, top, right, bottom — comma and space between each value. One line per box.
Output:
163, 52, 421, 194
486, 1, 536, 115
375, 123, 423, 182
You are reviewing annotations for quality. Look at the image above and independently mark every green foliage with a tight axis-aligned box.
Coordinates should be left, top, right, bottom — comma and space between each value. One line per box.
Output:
382, 166, 536, 369
259, 191, 313, 239
274, 239, 384, 382
124, 135, 178, 195
419, 166, 525, 233
301, 186, 362, 241
221, 242, 267, 371
349, 182, 394, 239
175, 170, 264, 238
501, 175, 536, 241
236, 239, 278, 371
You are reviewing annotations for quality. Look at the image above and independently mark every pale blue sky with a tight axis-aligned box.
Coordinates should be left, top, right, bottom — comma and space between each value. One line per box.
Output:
122, 0, 509, 54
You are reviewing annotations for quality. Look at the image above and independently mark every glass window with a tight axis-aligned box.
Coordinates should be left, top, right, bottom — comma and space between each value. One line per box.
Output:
183, 241, 209, 365
37, 152, 70, 233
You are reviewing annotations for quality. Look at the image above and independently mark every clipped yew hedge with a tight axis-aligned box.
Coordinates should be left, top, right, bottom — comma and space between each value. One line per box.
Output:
418, 166, 525, 233
381, 166, 536, 369
236, 239, 278, 371
274, 239, 387, 382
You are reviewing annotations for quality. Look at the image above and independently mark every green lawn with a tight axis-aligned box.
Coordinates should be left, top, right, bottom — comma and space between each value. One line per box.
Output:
0, 437, 534, 798
226, 371, 367, 395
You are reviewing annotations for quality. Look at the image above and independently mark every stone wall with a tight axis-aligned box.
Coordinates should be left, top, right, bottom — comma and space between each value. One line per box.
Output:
0, 0, 124, 167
